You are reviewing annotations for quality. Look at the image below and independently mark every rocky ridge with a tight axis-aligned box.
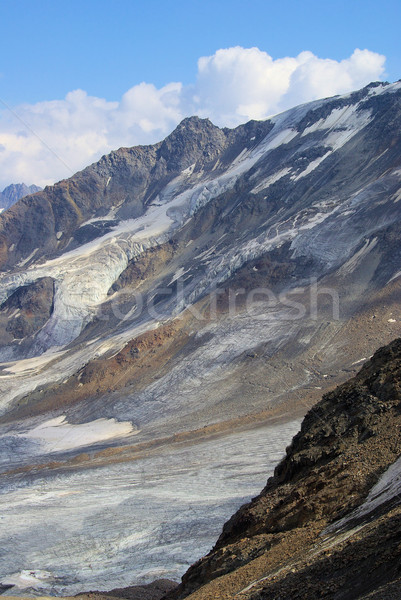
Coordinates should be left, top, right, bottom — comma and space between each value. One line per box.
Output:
162, 338, 401, 600
0, 118, 269, 269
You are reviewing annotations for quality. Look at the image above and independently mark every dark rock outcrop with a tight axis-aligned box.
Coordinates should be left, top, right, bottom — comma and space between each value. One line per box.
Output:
0, 276, 54, 340
76, 579, 177, 600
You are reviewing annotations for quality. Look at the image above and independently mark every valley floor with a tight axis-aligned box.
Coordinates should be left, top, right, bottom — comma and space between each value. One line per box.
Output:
0, 419, 300, 596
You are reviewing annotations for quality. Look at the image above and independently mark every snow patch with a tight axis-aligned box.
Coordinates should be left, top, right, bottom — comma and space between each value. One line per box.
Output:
367, 81, 401, 97
388, 270, 401, 284
301, 105, 360, 136
351, 357, 367, 366
338, 238, 378, 275
18, 415, 136, 453
294, 105, 372, 179
2, 569, 54, 590
263, 128, 297, 150
182, 163, 196, 176
250, 168, 292, 193
168, 267, 187, 285
327, 454, 401, 533
18, 248, 38, 267
392, 189, 401, 203
292, 152, 331, 181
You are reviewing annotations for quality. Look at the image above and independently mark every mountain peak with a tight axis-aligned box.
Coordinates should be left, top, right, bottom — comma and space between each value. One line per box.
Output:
0, 183, 42, 211
172, 115, 219, 133
157, 115, 227, 172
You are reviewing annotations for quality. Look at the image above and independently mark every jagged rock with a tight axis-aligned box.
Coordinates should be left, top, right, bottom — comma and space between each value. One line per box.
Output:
0, 117, 272, 268
0, 277, 54, 340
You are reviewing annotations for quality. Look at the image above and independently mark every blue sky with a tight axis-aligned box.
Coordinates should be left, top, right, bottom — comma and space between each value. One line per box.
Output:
0, 0, 400, 188
1, 0, 399, 105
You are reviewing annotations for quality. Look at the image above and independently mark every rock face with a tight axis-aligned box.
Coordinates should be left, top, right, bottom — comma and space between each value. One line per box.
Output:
0, 277, 54, 342
165, 338, 401, 600
0, 183, 41, 210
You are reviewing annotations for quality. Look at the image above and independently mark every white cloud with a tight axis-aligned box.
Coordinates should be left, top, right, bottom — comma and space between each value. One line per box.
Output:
281, 49, 387, 108
0, 47, 386, 190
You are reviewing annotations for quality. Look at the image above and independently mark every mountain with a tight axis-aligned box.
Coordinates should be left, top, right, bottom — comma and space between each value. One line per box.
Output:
1, 80, 401, 595
0, 183, 42, 211
163, 338, 401, 600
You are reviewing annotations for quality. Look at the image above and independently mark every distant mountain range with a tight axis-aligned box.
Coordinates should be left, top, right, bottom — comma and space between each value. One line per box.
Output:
0, 182, 41, 211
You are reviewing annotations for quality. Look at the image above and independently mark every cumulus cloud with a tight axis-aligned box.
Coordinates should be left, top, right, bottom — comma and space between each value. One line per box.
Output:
0, 47, 386, 189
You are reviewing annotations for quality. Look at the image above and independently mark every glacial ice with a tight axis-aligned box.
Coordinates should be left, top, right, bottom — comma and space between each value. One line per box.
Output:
0, 420, 301, 595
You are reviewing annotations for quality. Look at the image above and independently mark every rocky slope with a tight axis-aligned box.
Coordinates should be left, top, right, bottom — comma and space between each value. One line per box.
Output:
1, 81, 401, 594
0, 183, 41, 211
163, 338, 401, 600
0, 118, 269, 269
